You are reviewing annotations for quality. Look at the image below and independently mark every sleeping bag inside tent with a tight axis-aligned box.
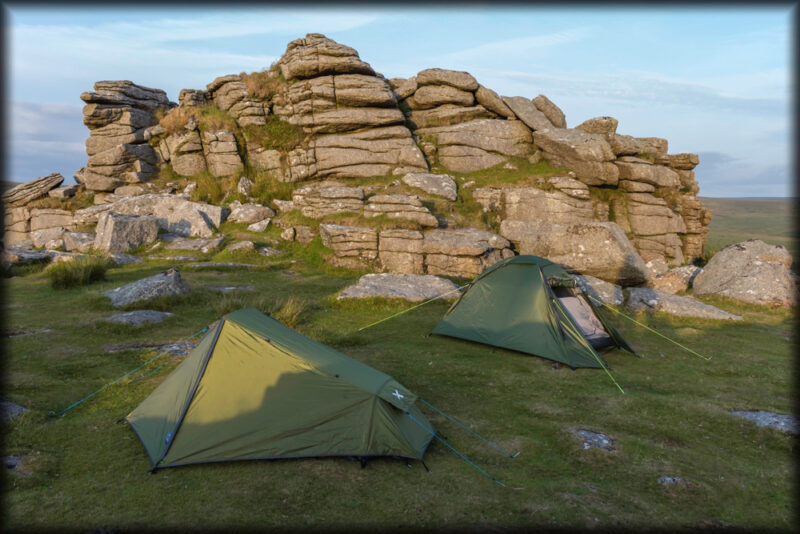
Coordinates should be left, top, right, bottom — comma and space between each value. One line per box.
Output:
431, 255, 636, 369
126, 308, 434, 470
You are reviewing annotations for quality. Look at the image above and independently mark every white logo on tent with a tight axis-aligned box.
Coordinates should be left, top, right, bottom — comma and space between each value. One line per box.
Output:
392, 389, 404, 400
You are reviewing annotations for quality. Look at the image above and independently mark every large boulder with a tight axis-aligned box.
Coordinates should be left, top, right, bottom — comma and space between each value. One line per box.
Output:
502, 96, 554, 131
422, 228, 513, 278
532, 95, 566, 128
516, 221, 649, 286
693, 240, 796, 307
338, 273, 460, 302
88, 194, 226, 237
475, 86, 515, 119
413, 85, 474, 109
102, 268, 191, 307
626, 287, 743, 320
2, 173, 64, 207
277, 33, 375, 80
533, 128, 618, 186
416, 119, 534, 172
416, 68, 478, 92
93, 212, 159, 253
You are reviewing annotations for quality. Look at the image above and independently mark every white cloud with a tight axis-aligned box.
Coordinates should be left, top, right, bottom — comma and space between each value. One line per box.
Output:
429, 28, 591, 66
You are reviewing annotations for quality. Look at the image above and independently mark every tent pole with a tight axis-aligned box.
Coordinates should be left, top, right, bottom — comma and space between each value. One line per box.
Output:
355, 284, 469, 332
418, 398, 520, 459
407, 413, 506, 487
586, 296, 711, 361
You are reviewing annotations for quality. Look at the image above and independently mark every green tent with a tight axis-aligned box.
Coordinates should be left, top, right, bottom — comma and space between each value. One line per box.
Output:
431, 255, 636, 369
127, 308, 434, 470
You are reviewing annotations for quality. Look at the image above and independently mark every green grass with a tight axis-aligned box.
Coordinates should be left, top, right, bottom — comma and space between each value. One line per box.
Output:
243, 116, 306, 152
3, 245, 794, 530
700, 197, 796, 262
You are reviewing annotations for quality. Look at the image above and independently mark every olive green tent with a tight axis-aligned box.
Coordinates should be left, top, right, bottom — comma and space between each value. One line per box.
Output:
127, 308, 434, 470
431, 255, 636, 369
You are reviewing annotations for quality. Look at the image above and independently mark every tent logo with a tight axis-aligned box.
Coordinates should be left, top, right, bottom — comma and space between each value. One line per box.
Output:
392, 389, 405, 400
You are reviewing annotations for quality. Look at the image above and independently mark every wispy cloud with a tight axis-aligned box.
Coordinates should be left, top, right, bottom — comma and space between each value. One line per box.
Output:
494, 70, 785, 115
430, 28, 590, 66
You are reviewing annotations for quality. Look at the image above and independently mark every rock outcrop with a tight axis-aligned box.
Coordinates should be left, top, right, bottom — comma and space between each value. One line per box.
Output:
80, 81, 172, 191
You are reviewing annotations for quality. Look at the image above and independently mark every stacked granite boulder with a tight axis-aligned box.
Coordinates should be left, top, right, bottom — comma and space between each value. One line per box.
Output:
79, 81, 173, 191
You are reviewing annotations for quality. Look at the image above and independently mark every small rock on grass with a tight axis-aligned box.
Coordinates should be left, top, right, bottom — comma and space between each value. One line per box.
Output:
1, 399, 29, 423
731, 411, 798, 434
206, 285, 255, 293
103, 310, 174, 326
259, 246, 283, 257
3, 455, 24, 471
658, 475, 687, 486
227, 241, 256, 252
247, 218, 271, 232
574, 429, 613, 450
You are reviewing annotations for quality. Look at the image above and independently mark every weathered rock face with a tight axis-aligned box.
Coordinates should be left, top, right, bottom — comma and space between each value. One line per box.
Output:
626, 287, 743, 320
319, 224, 378, 268
80, 81, 172, 191
3, 173, 64, 207
422, 228, 513, 278
693, 240, 796, 307
338, 273, 460, 301
533, 128, 618, 186
378, 229, 424, 273
102, 268, 191, 307
363, 194, 438, 227
202, 130, 243, 177
401, 173, 457, 201
93, 212, 159, 253
292, 181, 364, 218
416, 119, 534, 172
477, 178, 593, 226
515, 221, 649, 286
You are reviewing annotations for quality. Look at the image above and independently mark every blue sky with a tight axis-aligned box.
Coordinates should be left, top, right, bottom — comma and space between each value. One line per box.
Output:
5, 6, 795, 197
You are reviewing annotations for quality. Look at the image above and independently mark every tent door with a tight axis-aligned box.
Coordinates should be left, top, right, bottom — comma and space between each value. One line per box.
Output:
551, 287, 615, 350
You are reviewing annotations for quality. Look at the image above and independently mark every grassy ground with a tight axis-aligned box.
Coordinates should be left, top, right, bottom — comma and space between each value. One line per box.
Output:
2, 233, 795, 530
700, 197, 796, 262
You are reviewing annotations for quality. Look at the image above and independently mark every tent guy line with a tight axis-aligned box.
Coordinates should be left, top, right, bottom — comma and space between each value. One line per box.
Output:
585, 295, 711, 361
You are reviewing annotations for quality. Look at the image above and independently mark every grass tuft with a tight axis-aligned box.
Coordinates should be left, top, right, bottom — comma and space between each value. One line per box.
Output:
45, 255, 112, 289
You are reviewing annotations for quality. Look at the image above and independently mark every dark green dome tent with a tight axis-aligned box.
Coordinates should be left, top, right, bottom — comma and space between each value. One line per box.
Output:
127, 308, 434, 471
431, 255, 637, 369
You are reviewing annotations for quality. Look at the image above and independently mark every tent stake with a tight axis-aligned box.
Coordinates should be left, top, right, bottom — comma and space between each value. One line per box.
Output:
586, 296, 711, 361
419, 398, 519, 459
407, 413, 505, 487
355, 284, 469, 332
